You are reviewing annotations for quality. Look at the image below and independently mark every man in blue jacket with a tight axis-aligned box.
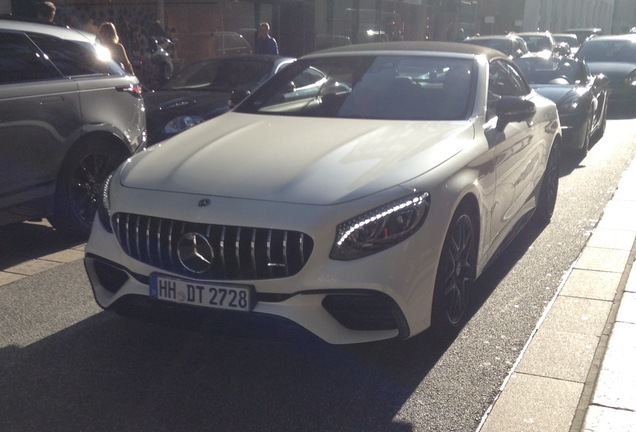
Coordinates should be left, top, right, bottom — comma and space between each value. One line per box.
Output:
254, 22, 279, 55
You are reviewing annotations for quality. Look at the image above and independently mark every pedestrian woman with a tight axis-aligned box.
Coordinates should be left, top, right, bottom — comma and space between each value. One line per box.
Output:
98, 22, 135, 75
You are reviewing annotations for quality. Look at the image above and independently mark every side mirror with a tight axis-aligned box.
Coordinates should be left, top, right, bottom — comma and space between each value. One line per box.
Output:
496, 96, 536, 131
229, 89, 251, 107
284, 81, 297, 93
594, 74, 609, 88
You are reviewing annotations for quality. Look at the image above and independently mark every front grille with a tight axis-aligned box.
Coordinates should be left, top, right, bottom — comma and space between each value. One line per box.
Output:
113, 213, 314, 280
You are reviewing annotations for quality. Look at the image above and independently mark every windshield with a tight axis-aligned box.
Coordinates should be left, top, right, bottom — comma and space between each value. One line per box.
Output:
514, 57, 586, 85
162, 58, 273, 91
519, 35, 552, 52
466, 39, 513, 56
236, 55, 476, 121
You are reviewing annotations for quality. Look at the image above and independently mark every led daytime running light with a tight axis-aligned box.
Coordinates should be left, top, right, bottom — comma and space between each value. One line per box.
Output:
336, 194, 428, 246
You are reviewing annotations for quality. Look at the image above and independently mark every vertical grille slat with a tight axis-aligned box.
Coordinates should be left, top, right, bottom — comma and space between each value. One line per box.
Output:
266, 229, 273, 278
283, 231, 289, 277
144, 216, 151, 264
250, 228, 257, 277
134, 215, 141, 259
124, 213, 132, 256
167, 220, 175, 272
219, 226, 226, 270
112, 213, 313, 281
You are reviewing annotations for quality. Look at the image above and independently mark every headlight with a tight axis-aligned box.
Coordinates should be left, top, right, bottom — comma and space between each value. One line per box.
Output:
97, 173, 114, 233
163, 115, 205, 134
330, 192, 431, 261
559, 97, 580, 113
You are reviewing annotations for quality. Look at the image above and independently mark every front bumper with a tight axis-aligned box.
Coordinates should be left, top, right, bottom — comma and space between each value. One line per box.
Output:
85, 252, 408, 344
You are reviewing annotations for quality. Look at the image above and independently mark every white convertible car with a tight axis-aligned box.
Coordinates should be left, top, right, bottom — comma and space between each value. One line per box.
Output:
85, 42, 561, 344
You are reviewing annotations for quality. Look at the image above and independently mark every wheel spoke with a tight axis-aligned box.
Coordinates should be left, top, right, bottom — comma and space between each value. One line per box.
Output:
70, 153, 115, 223
442, 215, 475, 324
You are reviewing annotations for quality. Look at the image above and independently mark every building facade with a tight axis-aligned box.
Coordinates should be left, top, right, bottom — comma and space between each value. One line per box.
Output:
522, 0, 615, 33
6, 0, 636, 69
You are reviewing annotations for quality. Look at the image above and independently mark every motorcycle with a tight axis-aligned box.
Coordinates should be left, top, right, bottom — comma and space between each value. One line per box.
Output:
149, 36, 174, 86
131, 35, 175, 90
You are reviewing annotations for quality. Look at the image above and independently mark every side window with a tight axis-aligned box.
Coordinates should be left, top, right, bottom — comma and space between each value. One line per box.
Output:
29, 34, 123, 77
489, 60, 529, 98
488, 60, 530, 119
0, 32, 59, 83
293, 67, 326, 88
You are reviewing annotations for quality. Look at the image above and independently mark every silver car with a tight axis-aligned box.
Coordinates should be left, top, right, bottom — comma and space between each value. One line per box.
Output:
0, 18, 146, 238
85, 42, 561, 344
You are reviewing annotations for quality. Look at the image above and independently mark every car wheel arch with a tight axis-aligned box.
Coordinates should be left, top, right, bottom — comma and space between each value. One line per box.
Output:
429, 196, 480, 340
48, 132, 131, 238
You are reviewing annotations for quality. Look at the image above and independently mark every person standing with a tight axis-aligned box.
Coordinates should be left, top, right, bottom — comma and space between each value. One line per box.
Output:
254, 22, 279, 55
37, 1, 56, 22
98, 22, 135, 75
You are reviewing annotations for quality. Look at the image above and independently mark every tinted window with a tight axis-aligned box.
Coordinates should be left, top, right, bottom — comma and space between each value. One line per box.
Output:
489, 60, 529, 97
238, 55, 476, 121
576, 39, 636, 63
163, 59, 273, 91
514, 57, 585, 85
0, 32, 59, 83
468, 39, 514, 56
520, 35, 553, 52
29, 33, 124, 77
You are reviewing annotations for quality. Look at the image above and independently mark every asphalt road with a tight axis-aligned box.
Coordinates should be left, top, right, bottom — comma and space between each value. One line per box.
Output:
1, 116, 636, 432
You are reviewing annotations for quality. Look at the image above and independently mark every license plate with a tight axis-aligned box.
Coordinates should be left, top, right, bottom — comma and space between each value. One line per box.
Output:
149, 274, 252, 312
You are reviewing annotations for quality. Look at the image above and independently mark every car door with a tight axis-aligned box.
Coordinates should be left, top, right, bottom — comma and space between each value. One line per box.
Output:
0, 31, 80, 221
486, 59, 547, 254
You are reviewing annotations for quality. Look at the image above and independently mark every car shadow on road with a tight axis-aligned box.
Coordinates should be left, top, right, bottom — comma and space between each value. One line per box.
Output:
0, 302, 456, 432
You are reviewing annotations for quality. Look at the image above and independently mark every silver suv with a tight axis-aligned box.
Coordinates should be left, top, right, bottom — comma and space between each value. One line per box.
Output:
0, 18, 146, 238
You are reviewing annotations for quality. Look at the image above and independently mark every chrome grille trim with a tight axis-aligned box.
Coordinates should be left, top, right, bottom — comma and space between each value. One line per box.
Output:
112, 213, 314, 280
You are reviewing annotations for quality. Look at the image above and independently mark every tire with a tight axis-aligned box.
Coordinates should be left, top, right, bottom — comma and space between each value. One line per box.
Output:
48, 138, 129, 239
593, 97, 608, 140
430, 207, 477, 340
575, 115, 592, 159
533, 142, 560, 225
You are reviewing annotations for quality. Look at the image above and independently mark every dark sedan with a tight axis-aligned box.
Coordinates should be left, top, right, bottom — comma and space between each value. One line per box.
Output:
144, 54, 295, 144
515, 55, 609, 157
575, 34, 636, 113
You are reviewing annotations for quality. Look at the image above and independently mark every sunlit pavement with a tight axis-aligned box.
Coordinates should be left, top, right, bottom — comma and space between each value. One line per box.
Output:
477, 155, 636, 432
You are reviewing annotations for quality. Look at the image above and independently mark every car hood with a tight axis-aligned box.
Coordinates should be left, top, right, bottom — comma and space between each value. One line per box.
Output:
120, 113, 473, 205
530, 85, 576, 106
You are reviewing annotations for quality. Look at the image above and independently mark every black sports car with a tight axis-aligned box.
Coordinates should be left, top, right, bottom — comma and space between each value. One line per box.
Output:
515, 54, 609, 157
575, 34, 636, 113
144, 54, 295, 145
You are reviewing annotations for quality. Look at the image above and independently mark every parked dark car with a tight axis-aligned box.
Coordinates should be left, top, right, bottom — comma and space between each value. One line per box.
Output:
144, 54, 295, 144
212, 31, 253, 56
575, 34, 636, 112
0, 18, 146, 238
515, 54, 609, 156
462, 34, 529, 59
